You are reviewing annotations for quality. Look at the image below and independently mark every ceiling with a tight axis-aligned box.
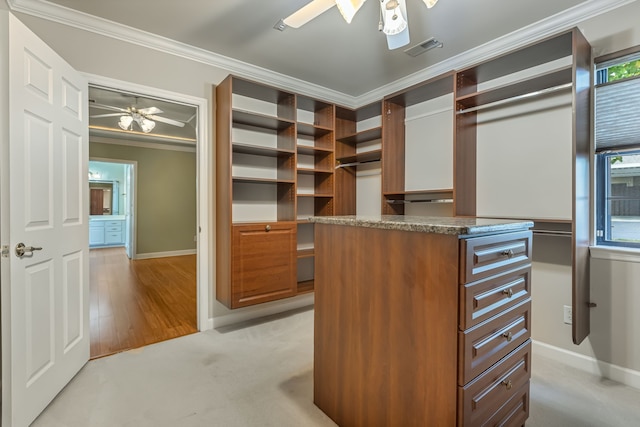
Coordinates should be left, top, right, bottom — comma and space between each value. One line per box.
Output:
88, 86, 197, 144
35, 0, 595, 97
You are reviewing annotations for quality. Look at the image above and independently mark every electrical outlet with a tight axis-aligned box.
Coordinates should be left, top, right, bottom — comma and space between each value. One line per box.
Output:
563, 305, 572, 324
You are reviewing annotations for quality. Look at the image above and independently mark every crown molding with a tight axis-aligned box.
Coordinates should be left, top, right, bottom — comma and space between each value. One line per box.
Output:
6, 0, 358, 108
359, 0, 638, 106
7, 0, 637, 109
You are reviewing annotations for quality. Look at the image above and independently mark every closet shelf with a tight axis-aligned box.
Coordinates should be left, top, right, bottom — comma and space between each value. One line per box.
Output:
336, 149, 382, 167
297, 248, 315, 258
297, 122, 333, 137
232, 176, 295, 184
455, 66, 572, 112
297, 167, 333, 174
336, 126, 382, 145
296, 193, 333, 198
232, 109, 295, 130
297, 280, 315, 294
232, 142, 295, 157
297, 145, 333, 155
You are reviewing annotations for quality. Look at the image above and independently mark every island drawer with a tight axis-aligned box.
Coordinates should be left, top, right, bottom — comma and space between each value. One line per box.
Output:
458, 299, 531, 386
458, 340, 531, 426
459, 265, 531, 330
459, 230, 532, 284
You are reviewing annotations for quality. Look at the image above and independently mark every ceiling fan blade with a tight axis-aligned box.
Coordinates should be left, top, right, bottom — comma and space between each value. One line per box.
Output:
147, 114, 186, 128
283, 0, 335, 28
90, 103, 129, 113
138, 106, 163, 115
90, 113, 127, 118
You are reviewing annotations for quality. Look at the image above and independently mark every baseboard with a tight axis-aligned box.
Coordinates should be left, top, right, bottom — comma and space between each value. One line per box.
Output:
211, 294, 315, 329
135, 249, 196, 260
532, 340, 640, 390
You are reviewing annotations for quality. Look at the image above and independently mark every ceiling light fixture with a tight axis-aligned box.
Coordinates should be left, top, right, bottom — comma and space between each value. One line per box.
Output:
278, 0, 442, 51
118, 115, 133, 131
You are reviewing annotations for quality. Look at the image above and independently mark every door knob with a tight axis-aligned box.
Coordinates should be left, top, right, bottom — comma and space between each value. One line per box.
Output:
15, 243, 42, 258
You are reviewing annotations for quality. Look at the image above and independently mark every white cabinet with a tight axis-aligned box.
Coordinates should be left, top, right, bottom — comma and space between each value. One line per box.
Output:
89, 218, 124, 246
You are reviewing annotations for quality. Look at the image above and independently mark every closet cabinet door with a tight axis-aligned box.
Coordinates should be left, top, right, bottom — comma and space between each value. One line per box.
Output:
231, 223, 297, 308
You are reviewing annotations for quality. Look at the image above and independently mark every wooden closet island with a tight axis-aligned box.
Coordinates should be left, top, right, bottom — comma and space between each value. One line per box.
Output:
311, 215, 534, 427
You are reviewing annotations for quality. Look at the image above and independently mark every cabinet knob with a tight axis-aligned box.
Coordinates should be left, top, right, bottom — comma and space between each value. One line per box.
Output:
265, 225, 271, 232
501, 379, 513, 390
501, 249, 514, 258
502, 331, 513, 342
502, 288, 514, 298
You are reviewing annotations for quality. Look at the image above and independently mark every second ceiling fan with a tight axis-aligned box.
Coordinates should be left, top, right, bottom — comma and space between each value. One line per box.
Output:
90, 103, 186, 134
281, 0, 439, 50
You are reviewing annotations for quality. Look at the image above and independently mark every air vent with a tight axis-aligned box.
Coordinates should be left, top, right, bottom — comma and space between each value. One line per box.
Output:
404, 37, 443, 57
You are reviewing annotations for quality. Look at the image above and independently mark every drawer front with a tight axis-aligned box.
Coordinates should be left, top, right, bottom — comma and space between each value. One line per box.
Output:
105, 232, 123, 244
460, 231, 532, 284
459, 299, 531, 386
460, 266, 531, 330
458, 341, 531, 426
105, 220, 122, 227
106, 225, 122, 232
481, 381, 529, 427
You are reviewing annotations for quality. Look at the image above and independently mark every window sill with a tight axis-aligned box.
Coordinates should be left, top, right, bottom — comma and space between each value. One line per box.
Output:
590, 246, 640, 263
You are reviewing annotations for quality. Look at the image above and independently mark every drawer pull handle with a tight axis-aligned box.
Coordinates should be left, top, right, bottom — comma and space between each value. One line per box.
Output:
501, 379, 513, 390
265, 225, 271, 232
501, 249, 514, 258
502, 331, 513, 342
502, 288, 514, 298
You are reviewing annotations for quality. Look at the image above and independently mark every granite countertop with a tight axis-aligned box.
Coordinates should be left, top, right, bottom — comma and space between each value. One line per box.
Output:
309, 215, 534, 236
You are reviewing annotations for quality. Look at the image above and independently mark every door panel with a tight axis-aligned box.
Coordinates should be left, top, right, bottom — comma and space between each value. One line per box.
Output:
6, 13, 89, 427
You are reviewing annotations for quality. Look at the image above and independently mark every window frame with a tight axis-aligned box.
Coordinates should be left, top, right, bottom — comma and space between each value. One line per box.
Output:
594, 46, 640, 249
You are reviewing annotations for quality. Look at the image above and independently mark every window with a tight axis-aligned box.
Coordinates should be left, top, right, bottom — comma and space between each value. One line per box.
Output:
595, 48, 640, 248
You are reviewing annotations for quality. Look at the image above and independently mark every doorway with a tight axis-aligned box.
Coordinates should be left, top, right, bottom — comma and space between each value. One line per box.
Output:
86, 76, 210, 357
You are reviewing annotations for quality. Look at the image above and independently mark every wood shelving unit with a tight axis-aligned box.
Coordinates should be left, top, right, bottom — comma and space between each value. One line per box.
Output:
381, 72, 455, 215
453, 28, 592, 345
334, 102, 383, 215
295, 95, 336, 294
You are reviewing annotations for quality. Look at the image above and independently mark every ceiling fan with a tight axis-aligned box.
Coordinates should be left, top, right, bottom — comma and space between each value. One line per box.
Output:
90, 102, 185, 134
279, 0, 440, 50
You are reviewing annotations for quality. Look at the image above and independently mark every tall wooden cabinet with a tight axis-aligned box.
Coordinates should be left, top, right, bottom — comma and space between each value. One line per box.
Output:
216, 75, 336, 308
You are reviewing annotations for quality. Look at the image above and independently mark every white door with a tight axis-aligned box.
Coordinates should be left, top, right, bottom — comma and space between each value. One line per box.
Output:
5, 14, 89, 427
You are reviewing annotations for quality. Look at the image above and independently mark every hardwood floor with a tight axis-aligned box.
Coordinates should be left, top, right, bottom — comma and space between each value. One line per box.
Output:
89, 247, 197, 359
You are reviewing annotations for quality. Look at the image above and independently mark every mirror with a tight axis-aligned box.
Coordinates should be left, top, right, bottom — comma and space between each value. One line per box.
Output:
89, 181, 119, 215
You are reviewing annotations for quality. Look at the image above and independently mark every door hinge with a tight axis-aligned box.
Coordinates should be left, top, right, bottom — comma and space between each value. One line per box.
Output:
596, 229, 604, 238
1, 245, 9, 258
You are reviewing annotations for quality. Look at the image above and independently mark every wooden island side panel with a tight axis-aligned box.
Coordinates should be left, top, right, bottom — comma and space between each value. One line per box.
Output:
314, 223, 460, 426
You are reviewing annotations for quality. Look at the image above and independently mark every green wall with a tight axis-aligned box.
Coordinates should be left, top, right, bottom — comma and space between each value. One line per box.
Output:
90, 141, 197, 255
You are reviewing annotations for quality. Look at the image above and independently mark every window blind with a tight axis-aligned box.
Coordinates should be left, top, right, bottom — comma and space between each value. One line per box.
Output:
595, 76, 640, 152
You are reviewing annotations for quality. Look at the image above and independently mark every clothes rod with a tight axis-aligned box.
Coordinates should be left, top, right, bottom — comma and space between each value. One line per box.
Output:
335, 159, 381, 169
387, 199, 454, 204
456, 82, 573, 115
532, 229, 572, 237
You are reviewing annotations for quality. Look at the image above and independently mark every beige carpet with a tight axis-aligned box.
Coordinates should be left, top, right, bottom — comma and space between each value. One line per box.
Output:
33, 307, 640, 426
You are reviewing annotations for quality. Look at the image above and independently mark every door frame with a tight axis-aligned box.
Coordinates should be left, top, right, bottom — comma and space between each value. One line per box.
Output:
89, 158, 137, 257
85, 74, 211, 332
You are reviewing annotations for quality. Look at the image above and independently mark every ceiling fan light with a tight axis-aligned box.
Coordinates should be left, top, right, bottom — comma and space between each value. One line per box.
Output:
381, 0, 407, 36
423, 0, 438, 8
335, 0, 366, 24
139, 118, 156, 133
118, 115, 133, 130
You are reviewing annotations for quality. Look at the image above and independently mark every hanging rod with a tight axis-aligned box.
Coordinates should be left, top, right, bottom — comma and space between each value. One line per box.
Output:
532, 229, 572, 238
335, 159, 381, 169
386, 199, 454, 204
456, 82, 573, 115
